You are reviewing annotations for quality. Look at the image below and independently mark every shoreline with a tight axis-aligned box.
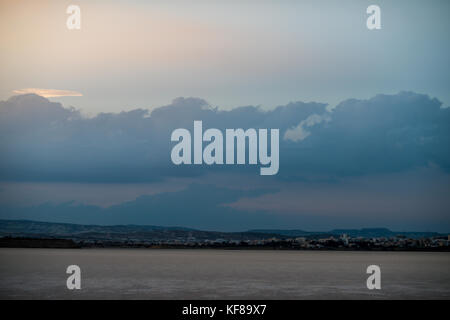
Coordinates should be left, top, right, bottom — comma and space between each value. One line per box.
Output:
1, 239, 449, 252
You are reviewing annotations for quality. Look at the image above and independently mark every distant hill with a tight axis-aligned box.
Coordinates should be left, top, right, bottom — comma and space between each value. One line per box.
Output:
0, 219, 280, 242
248, 229, 313, 237
0, 219, 195, 234
0, 219, 444, 242
250, 228, 442, 239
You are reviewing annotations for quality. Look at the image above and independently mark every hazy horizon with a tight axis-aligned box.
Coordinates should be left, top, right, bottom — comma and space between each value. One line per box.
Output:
1, 216, 448, 234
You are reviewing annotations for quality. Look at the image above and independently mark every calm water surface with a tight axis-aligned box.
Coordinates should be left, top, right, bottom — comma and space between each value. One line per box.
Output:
0, 248, 449, 299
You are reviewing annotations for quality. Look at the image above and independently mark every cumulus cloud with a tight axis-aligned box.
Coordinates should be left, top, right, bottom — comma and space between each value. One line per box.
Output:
280, 92, 450, 179
12, 88, 82, 98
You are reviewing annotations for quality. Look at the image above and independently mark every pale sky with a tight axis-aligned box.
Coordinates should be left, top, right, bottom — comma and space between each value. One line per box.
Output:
1, 0, 449, 114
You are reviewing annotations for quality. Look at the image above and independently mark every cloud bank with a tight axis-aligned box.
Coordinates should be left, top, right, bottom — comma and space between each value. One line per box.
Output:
1, 92, 449, 183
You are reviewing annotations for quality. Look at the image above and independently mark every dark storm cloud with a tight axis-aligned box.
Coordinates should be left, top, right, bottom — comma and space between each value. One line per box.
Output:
2, 180, 447, 231
0, 92, 448, 183
2, 182, 430, 231
0, 184, 279, 230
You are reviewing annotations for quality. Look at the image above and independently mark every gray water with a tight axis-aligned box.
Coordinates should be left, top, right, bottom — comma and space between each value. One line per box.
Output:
0, 248, 449, 299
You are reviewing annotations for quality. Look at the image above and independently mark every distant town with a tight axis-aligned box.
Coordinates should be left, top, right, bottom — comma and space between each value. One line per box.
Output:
0, 219, 449, 251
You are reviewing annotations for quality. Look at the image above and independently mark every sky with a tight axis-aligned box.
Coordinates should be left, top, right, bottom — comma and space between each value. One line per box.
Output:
0, 0, 449, 232
1, 0, 449, 113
